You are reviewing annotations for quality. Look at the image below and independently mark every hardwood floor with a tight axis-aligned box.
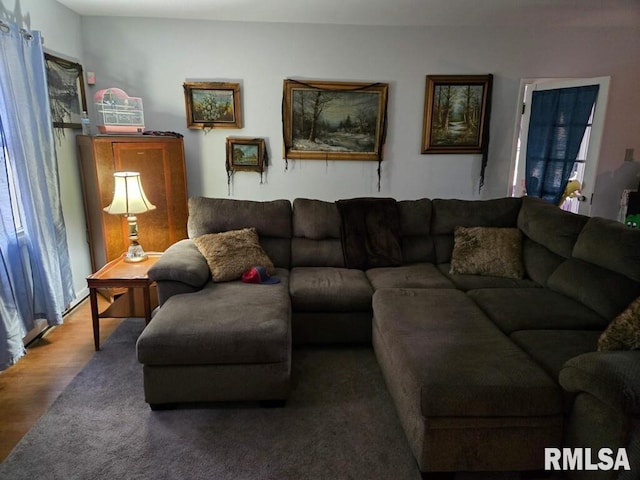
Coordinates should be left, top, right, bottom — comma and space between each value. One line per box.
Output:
0, 296, 122, 462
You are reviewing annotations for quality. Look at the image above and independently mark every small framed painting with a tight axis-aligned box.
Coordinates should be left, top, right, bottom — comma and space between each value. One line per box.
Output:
421, 74, 493, 154
44, 53, 87, 129
226, 137, 266, 173
184, 81, 242, 129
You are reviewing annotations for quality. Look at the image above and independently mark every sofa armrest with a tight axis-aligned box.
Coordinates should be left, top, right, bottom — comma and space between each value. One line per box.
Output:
149, 239, 210, 288
559, 351, 640, 415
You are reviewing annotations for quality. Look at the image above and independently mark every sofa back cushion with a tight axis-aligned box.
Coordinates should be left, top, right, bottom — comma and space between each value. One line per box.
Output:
187, 196, 292, 268
521, 237, 565, 287
431, 197, 522, 264
548, 258, 640, 320
292, 198, 436, 268
517, 196, 588, 258
547, 216, 640, 319
517, 196, 588, 285
572, 217, 640, 282
291, 198, 345, 267
398, 198, 435, 263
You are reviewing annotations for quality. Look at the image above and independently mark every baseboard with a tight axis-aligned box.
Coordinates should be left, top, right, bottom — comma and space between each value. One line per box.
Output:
23, 289, 90, 347
67, 288, 89, 312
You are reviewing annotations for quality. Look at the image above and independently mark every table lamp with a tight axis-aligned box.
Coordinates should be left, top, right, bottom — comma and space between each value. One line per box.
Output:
103, 171, 156, 262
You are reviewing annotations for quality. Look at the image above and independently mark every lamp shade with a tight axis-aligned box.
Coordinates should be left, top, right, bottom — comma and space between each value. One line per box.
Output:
103, 171, 156, 215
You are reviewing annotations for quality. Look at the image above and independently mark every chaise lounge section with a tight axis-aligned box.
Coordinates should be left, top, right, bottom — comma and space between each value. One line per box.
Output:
136, 195, 640, 478
136, 198, 293, 408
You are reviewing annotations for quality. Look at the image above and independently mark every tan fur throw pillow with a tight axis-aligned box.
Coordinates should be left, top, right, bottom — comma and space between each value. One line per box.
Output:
598, 296, 640, 351
193, 227, 274, 282
450, 226, 524, 279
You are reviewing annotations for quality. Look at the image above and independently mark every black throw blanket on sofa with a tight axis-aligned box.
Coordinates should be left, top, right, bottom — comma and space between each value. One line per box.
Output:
336, 198, 403, 270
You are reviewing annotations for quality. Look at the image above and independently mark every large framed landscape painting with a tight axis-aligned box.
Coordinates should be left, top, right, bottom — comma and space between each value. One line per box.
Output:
421, 74, 493, 154
184, 81, 242, 129
282, 79, 388, 161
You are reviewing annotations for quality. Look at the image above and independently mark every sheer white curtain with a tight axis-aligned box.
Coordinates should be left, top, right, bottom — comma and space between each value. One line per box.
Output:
0, 20, 75, 369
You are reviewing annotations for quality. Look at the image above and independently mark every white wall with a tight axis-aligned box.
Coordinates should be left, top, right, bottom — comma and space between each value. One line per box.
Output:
78, 17, 640, 219
1, 0, 91, 305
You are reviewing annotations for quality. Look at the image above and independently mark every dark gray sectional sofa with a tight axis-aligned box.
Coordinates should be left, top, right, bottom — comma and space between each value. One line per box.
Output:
136, 195, 640, 479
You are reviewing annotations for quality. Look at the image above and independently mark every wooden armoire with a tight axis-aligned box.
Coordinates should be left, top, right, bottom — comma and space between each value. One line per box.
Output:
77, 135, 189, 271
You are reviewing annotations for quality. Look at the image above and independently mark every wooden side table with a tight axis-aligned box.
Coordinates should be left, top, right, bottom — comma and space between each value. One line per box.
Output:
86, 252, 162, 351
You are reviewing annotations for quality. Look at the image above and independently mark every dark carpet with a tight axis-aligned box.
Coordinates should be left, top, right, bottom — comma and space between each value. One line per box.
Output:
0, 318, 423, 480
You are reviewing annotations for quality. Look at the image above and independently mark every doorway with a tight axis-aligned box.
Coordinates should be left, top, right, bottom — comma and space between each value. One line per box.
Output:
510, 77, 610, 216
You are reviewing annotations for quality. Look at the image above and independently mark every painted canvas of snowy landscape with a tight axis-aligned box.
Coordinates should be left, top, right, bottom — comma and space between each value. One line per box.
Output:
283, 80, 388, 161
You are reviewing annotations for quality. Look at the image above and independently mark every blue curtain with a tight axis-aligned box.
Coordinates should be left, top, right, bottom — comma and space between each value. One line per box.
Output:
525, 85, 599, 205
0, 21, 75, 369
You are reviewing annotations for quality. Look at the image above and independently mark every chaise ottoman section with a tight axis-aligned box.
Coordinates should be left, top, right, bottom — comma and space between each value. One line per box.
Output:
136, 271, 291, 408
372, 288, 563, 473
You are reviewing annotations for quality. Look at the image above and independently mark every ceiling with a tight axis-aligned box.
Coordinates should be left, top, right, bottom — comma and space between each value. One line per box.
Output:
55, 0, 640, 27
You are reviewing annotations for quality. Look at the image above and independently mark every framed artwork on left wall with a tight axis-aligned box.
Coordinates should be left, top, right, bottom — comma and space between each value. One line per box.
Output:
44, 53, 87, 129
184, 81, 242, 129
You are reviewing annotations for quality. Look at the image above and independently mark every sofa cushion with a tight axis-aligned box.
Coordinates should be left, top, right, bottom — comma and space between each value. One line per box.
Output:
467, 288, 607, 334
366, 263, 454, 290
517, 196, 588, 258
291, 199, 344, 268
431, 197, 522, 264
547, 258, 640, 320
436, 264, 538, 291
373, 288, 562, 417
289, 267, 373, 312
598, 296, 640, 351
292, 198, 341, 240
136, 269, 291, 366
193, 227, 274, 282
291, 238, 345, 268
398, 199, 435, 263
510, 330, 600, 381
187, 196, 292, 268
450, 226, 524, 279
572, 216, 640, 282
521, 237, 564, 287
510, 329, 601, 412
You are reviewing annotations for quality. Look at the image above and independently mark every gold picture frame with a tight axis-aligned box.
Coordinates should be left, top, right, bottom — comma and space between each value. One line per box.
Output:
282, 79, 388, 161
226, 137, 266, 173
183, 81, 242, 129
421, 74, 493, 154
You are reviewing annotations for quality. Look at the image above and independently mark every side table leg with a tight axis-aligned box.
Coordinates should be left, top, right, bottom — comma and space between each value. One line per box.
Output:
89, 288, 100, 351
143, 285, 151, 325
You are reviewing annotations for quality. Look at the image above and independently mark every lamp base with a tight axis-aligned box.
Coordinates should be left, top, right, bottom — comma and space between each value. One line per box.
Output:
124, 242, 148, 263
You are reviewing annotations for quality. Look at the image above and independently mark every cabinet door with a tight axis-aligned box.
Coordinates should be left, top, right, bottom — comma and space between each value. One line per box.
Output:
104, 141, 187, 261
